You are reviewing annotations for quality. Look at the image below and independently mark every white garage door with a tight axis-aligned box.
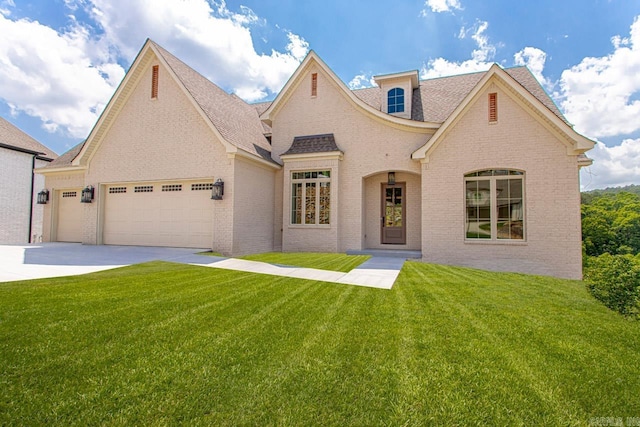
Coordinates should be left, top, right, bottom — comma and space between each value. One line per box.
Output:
56, 189, 83, 242
103, 182, 214, 248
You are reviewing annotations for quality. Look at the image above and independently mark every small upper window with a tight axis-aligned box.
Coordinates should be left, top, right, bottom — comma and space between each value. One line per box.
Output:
387, 88, 404, 114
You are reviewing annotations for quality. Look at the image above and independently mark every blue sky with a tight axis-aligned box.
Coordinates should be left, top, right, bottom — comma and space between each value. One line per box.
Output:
1, 0, 639, 189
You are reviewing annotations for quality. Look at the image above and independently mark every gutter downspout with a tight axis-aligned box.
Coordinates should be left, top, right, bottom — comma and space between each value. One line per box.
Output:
28, 155, 36, 243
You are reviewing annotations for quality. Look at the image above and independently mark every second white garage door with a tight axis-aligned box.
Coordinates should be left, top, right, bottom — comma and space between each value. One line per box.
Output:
103, 181, 214, 248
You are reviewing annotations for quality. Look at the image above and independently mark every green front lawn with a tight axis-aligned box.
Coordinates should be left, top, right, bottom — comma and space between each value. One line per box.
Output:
239, 252, 370, 272
1, 259, 638, 425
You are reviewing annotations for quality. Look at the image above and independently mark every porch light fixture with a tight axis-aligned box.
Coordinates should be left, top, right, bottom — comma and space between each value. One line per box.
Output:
387, 172, 396, 185
37, 189, 49, 204
211, 178, 224, 200
81, 185, 94, 203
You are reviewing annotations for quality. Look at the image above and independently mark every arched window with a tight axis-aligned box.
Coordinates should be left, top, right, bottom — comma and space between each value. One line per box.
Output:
465, 169, 525, 240
387, 88, 404, 114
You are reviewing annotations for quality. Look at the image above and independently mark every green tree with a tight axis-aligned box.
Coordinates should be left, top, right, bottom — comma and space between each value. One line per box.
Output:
581, 192, 640, 256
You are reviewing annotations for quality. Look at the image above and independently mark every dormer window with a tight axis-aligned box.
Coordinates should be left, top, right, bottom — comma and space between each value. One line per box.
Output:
387, 88, 405, 114
374, 70, 418, 119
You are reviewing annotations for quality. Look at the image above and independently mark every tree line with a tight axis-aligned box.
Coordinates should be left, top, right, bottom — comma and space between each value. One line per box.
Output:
581, 186, 640, 318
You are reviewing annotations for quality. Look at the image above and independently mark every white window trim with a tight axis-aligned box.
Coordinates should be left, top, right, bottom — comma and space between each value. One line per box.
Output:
464, 171, 526, 243
290, 170, 331, 227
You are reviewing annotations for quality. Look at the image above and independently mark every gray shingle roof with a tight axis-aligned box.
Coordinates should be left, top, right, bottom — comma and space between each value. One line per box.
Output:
353, 67, 569, 125
282, 134, 341, 156
0, 116, 57, 160
44, 141, 84, 168
47, 43, 573, 169
504, 67, 569, 125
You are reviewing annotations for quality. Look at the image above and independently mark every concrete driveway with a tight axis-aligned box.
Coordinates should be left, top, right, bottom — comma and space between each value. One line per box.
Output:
0, 243, 209, 283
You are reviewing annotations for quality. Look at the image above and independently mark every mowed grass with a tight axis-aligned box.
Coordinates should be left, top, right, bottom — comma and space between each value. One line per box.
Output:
239, 252, 370, 272
1, 259, 639, 426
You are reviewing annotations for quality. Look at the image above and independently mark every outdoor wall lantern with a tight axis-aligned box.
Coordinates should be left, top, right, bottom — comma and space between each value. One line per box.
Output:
211, 178, 224, 200
37, 189, 49, 204
81, 185, 94, 203
388, 172, 396, 185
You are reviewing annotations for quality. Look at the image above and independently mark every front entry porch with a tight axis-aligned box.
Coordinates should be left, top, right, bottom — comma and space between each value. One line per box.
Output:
362, 171, 421, 251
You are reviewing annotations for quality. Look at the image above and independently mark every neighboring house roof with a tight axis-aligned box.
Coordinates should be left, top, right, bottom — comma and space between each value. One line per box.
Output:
0, 117, 57, 161
282, 134, 341, 156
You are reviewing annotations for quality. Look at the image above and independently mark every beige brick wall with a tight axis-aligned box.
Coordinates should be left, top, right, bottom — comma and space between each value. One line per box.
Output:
0, 149, 33, 243
421, 83, 584, 279
271, 64, 431, 252
232, 156, 276, 255
272, 169, 284, 251
30, 158, 49, 243
82, 57, 235, 248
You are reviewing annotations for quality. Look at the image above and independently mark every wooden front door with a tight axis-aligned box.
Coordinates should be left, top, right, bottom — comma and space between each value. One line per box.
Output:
381, 183, 406, 244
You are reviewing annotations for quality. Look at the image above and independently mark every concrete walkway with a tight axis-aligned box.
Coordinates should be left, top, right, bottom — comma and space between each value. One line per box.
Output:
0, 243, 406, 289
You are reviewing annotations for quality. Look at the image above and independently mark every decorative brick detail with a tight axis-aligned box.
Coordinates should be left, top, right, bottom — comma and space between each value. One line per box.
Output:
151, 65, 159, 99
311, 73, 317, 97
488, 92, 498, 123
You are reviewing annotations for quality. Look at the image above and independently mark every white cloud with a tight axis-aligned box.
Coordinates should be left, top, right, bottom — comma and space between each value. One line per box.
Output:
557, 16, 640, 139
467, 21, 496, 62
0, 0, 308, 138
86, 0, 308, 101
0, 0, 14, 15
422, 0, 462, 14
0, 12, 124, 138
421, 20, 496, 78
348, 73, 375, 90
514, 47, 551, 89
581, 139, 640, 189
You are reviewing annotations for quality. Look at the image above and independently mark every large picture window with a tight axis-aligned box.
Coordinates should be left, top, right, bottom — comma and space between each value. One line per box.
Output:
465, 169, 524, 240
291, 170, 331, 225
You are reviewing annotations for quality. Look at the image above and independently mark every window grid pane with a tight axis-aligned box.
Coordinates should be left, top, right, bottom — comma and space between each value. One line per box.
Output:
496, 178, 524, 240
291, 183, 302, 224
319, 182, 330, 224
388, 88, 405, 114
305, 183, 316, 224
466, 180, 491, 239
